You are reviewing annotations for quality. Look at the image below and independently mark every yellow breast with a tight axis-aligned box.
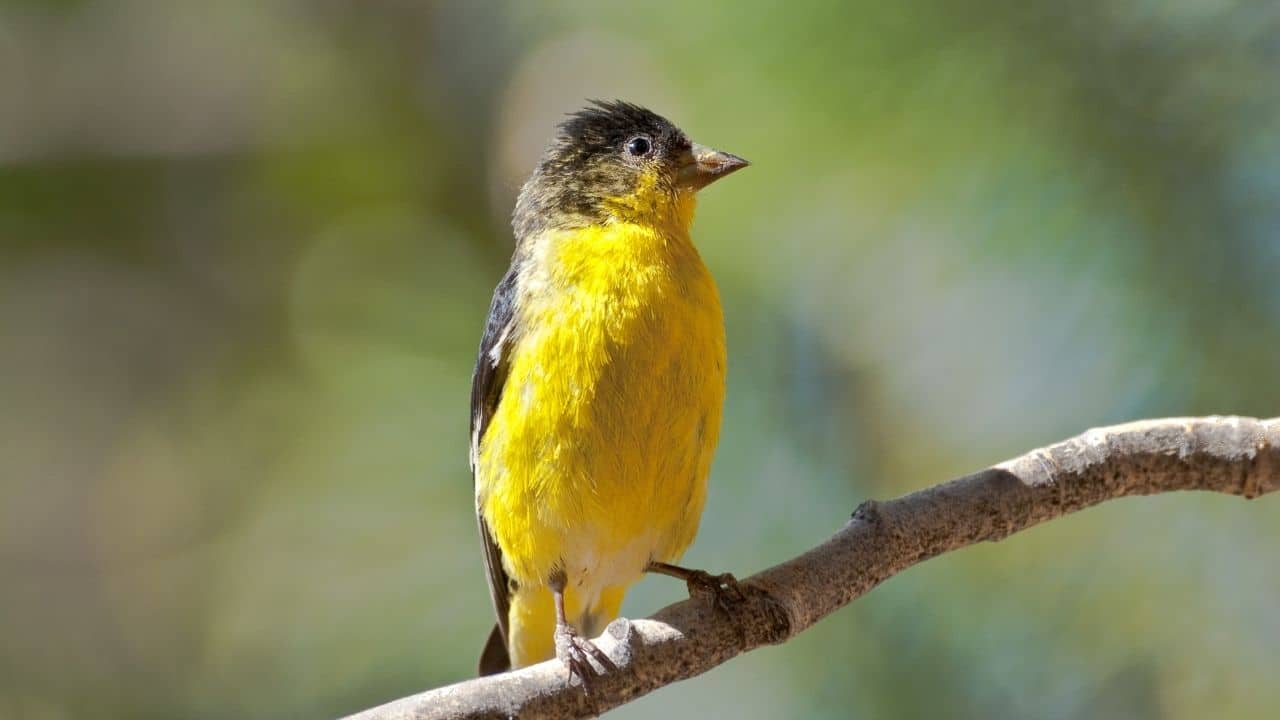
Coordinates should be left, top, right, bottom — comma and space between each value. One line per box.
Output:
476, 219, 726, 596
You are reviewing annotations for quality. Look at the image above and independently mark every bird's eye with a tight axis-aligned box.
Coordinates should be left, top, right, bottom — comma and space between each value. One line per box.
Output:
625, 136, 652, 157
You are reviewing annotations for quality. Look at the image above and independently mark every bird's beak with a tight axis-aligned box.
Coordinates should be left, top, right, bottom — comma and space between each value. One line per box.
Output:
677, 143, 749, 191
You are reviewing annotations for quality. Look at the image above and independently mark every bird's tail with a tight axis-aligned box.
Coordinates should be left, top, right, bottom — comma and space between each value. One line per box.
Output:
477, 624, 510, 676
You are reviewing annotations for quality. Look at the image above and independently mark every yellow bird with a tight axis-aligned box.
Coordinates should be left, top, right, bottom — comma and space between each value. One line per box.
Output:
470, 100, 748, 682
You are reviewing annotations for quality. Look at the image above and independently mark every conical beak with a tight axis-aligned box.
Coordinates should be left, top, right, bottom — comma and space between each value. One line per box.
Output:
677, 143, 749, 191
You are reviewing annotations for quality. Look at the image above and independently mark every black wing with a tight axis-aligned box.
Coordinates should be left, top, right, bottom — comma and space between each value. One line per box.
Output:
470, 264, 519, 674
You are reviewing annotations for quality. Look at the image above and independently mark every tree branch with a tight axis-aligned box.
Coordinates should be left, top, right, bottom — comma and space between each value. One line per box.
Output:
343, 415, 1279, 720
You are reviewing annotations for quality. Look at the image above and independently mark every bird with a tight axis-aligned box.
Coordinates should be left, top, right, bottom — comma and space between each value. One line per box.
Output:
469, 100, 748, 685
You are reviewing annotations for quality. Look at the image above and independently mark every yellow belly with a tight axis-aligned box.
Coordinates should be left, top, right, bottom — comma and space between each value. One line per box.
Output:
476, 222, 725, 661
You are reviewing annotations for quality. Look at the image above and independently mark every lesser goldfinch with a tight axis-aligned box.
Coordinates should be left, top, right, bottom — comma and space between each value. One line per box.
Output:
470, 101, 747, 683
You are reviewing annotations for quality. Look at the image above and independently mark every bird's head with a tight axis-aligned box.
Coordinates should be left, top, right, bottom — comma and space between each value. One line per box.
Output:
513, 100, 748, 241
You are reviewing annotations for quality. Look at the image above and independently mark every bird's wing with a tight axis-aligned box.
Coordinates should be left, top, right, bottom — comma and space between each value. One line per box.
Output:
470, 264, 520, 668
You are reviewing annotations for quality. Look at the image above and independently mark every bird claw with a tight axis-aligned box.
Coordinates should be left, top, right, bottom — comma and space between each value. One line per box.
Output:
554, 623, 616, 694
685, 570, 746, 613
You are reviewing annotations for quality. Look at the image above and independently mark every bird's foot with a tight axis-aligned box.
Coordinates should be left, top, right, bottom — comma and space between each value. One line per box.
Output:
684, 570, 746, 613
554, 622, 616, 694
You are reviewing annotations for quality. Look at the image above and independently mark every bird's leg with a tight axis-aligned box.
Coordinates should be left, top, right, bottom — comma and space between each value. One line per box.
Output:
646, 561, 745, 612
549, 570, 615, 692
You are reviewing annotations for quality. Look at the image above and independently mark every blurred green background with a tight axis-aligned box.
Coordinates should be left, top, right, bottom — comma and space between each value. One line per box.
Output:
2, 1, 1278, 718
